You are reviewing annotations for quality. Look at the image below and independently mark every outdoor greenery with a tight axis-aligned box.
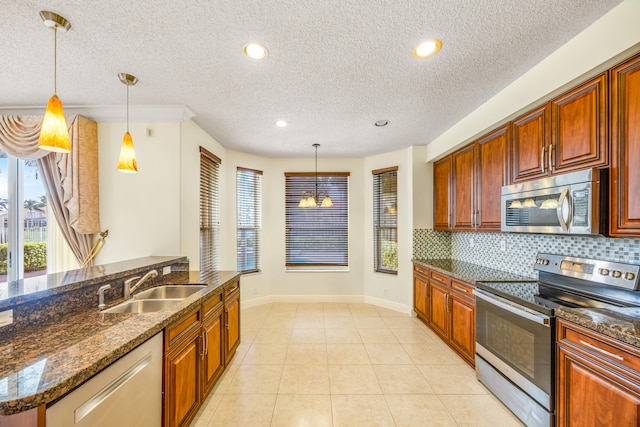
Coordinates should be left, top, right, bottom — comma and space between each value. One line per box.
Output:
381, 239, 398, 270
0, 242, 47, 274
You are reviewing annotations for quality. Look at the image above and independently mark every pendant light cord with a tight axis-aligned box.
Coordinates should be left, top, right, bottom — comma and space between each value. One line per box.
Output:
126, 84, 130, 132
53, 25, 57, 95
314, 144, 318, 199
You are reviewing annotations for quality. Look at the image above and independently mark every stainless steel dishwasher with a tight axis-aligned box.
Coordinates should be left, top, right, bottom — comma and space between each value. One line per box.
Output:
46, 332, 163, 427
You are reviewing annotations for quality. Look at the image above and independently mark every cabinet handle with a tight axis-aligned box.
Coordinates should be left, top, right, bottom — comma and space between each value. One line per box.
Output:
227, 285, 239, 294
444, 294, 449, 312
200, 330, 206, 359
548, 144, 553, 173
579, 340, 624, 361
541, 146, 546, 173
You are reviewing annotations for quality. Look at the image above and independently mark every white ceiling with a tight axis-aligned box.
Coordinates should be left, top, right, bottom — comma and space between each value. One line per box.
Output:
1, 0, 623, 158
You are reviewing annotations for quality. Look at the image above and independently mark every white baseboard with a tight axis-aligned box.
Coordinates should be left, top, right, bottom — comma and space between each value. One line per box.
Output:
241, 294, 412, 316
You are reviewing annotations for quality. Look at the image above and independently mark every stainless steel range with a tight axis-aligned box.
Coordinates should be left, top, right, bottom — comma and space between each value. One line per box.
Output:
474, 253, 640, 427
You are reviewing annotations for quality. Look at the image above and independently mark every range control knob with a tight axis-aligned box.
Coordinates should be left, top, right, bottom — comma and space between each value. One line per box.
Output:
543, 259, 549, 265
599, 268, 610, 276
625, 272, 636, 281
612, 270, 622, 278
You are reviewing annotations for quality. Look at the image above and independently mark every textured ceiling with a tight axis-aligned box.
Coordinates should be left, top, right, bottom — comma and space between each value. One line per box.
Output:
1, 0, 623, 158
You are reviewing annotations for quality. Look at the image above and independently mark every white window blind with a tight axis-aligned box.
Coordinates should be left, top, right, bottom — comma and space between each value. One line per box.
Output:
285, 172, 349, 268
200, 147, 221, 272
236, 167, 262, 273
373, 166, 398, 274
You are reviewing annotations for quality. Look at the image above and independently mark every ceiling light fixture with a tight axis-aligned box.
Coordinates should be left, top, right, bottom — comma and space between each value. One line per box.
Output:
412, 39, 442, 59
299, 144, 332, 208
375, 120, 389, 127
117, 73, 139, 173
38, 11, 72, 153
243, 43, 268, 60
276, 120, 288, 127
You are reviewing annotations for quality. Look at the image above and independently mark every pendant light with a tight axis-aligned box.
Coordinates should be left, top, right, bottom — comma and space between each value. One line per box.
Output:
38, 11, 72, 153
117, 73, 139, 173
299, 144, 332, 208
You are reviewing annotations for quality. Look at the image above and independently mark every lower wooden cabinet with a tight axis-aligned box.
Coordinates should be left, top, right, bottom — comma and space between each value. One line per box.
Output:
556, 318, 640, 426
413, 263, 476, 366
164, 281, 240, 427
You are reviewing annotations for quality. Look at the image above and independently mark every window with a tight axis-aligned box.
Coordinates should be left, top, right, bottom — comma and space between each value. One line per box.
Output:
285, 173, 349, 268
0, 153, 49, 285
373, 167, 398, 274
199, 147, 221, 272
236, 167, 262, 273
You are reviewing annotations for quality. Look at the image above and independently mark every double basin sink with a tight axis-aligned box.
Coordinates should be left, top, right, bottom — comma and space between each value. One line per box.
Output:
102, 285, 207, 314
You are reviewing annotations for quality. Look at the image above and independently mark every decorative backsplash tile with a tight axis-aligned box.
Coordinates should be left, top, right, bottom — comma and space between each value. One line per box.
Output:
413, 228, 640, 278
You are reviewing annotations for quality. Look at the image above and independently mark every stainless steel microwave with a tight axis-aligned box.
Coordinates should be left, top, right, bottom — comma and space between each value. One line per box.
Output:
501, 168, 608, 235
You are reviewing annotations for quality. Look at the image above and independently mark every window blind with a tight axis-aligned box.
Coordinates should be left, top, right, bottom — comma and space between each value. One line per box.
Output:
200, 147, 221, 272
373, 166, 398, 274
237, 167, 262, 273
285, 172, 349, 267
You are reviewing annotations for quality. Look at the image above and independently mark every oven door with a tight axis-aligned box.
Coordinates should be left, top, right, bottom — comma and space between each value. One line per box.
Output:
474, 289, 553, 410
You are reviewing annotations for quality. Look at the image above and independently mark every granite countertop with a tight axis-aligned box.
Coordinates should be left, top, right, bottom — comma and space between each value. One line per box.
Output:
0, 270, 240, 416
556, 307, 640, 349
412, 258, 535, 284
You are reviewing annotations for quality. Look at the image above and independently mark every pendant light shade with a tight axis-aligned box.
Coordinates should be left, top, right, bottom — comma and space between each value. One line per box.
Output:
117, 73, 139, 173
39, 11, 72, 153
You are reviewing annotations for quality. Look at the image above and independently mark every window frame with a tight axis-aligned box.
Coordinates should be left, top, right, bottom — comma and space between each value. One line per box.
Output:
373, 166, 398, 275
199, 147, 221, 272
236, 167, 262, 274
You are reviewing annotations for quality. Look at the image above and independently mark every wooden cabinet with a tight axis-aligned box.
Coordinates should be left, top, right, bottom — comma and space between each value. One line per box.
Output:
413, 264, 429, 322
224, 281, 241, 363
413, 263, 475, 367
164, 281, 240, 427
433, 156, 452, 230
611, 53, 640, 236
452, 144, 475, 230
556, 318, 640, 427
511, 73, 607, 183
475, 125, 509, 230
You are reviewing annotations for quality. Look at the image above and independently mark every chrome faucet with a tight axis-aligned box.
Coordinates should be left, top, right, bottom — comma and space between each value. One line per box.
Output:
123, 269, 158, 299
97, 284, 111, 310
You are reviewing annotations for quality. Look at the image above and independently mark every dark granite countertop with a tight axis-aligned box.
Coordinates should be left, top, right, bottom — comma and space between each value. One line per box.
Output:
0, 269, 240, 416
412, 258, 535, 284
556, 307, 640, 349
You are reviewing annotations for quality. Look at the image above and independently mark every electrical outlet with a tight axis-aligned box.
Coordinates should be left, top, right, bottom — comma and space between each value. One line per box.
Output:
469, 237, 474, 248
500, 240, 506, 252
0, 309, 13, 328
162, 266, 171, 276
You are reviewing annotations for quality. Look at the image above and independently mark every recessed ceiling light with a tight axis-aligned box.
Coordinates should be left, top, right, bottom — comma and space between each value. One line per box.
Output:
375, 120, 389, 127
413, 39, 442, 58
243, 43, 268, 60
276, 120, 287, 127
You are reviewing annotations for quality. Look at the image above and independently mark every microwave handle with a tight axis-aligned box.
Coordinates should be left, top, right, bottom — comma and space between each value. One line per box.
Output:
556, 187, 572, 232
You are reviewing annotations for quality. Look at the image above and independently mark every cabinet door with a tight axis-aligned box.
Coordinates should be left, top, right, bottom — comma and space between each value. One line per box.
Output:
413, 273, 429, 321
452, 144, 475, 230
551, 73, 608, 174
557, 345, 640, 426
449, 292, 475, 365
164, 334, 200, 427
202, 305, 225, 397
476, 125, 508, 230
611, 54, 640, 236
433, 156, 452, 230
511, 105, 550, 183
428, 282, 448, 340
224, 286, 241, 364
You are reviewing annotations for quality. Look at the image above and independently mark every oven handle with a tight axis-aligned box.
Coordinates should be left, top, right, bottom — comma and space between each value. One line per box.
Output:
474, 289, 551, 327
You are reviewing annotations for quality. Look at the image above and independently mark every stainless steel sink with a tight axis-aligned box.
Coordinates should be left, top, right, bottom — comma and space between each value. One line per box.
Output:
133, 285, 207, 300
102, 299, 180, 314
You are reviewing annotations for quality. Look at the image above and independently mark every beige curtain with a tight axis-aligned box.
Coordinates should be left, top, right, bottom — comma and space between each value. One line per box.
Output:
0, 115, 101, 266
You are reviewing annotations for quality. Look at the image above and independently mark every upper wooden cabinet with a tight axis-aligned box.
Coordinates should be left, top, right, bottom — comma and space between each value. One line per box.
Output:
611, 53, 640, 236
551, 73, 608, 174
433, 156, 452, 230
511, 73, 608, 183
452, 144, 475, 230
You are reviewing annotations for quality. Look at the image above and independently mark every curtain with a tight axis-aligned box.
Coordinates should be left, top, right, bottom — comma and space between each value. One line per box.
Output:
0, 115, 101, 266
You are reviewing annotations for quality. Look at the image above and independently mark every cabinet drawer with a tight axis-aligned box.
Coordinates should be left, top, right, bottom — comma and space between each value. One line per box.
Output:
166, 307, 201, 349
225, 281, 240, 298
451, 280, 475, 299
202, 291, 223, 319
429, 271, 451, 287
558, 319, 640, 374
414, 264, 429, 277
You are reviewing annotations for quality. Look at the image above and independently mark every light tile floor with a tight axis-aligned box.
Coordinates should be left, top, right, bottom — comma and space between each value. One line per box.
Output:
190, 303, 524, 427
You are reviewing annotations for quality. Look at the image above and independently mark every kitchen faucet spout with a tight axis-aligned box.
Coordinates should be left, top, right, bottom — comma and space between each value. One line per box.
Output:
124, 269, 158, 299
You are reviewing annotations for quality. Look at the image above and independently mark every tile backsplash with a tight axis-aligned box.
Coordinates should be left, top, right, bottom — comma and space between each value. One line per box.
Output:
413, 228, 640, 278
